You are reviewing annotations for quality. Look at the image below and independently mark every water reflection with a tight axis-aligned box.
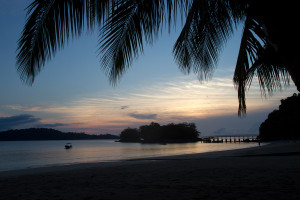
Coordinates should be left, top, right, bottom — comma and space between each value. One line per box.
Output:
0, 140, 258, 171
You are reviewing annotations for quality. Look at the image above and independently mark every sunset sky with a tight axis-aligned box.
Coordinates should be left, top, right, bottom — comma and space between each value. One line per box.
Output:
0, 0, 297, 136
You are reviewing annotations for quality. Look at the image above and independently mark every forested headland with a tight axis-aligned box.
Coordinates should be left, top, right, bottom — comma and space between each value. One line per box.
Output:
259, 93, 300, 141
119, 122, 200, 143
0, 128, 119, 141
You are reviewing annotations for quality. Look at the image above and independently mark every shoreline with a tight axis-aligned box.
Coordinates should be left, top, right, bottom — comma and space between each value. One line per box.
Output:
1, 141, 300, 199
0, 141, 261, 176
0, 143, 258, 175
0, 141, 298, 177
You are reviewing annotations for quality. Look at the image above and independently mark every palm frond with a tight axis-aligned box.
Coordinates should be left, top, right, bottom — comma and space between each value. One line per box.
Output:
99, 0, 168, 83
88, 0, 111, 29
173, 0, 241, 81
17, 0, 89, 84
165, 0, 191, 31
234, 17, 290, 116
233, 17, 266, 115
245, 44, 290, 97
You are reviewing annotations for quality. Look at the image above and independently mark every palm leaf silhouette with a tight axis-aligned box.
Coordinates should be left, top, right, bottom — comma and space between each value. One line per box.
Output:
17, 0, 297, 116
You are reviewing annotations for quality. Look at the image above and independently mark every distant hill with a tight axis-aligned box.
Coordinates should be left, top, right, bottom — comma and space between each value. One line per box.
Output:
0, 128, 120, 141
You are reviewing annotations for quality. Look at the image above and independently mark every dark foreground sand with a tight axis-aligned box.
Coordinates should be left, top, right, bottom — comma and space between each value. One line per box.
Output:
1, 142, 300, 200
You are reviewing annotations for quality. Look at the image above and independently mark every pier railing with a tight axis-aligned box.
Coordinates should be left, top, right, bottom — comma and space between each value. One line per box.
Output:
199, 136, 259, 143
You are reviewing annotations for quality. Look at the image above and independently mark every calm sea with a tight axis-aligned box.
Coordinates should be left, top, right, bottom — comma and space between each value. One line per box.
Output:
0, 140, 258, 172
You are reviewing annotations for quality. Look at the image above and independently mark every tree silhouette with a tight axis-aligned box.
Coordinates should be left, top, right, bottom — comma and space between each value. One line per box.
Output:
120, 127, 140, 142
120, 122, 200, 142
139, 122, 162, 142
0, 128, 120, 140
259, 93, 300, 141
17, 0, 300, 115
161, 123, 199, 140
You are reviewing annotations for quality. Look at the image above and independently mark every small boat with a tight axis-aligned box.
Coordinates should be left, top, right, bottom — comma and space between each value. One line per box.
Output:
65, 143, 72, 149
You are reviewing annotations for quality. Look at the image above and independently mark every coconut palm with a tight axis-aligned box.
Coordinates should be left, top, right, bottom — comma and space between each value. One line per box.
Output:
232, 1, 299, 115
17, 0, 300, 115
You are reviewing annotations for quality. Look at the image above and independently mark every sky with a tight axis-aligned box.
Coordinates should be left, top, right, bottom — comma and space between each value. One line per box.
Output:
0, 0, 297, 136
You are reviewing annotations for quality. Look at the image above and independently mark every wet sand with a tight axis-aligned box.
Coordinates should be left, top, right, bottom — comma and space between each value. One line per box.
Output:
1, 141, 300, 200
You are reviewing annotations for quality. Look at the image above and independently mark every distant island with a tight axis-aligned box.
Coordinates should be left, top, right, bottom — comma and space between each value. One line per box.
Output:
118, 122, 200, 143
0, 128, 120, 141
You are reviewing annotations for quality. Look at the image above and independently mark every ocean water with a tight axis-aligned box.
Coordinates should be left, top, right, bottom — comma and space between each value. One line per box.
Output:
0, 140, 258, 172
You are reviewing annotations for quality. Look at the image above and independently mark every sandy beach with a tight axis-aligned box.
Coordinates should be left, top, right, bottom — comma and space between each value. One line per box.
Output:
1, 141, 300, 200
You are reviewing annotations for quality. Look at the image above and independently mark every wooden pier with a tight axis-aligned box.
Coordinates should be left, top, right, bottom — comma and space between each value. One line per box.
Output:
199, 136, 258, 143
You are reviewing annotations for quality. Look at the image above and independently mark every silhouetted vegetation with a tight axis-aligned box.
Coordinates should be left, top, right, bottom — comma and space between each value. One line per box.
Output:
120, 128, 140, 142
259, 93, 300, 141
18, 1, 300, 116
119, 122, 200, 143
140, 122, 162, 142
0, 128, 119, 141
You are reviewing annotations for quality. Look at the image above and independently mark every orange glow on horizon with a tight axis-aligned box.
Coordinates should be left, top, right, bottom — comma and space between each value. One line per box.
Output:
7, 76, 297, 133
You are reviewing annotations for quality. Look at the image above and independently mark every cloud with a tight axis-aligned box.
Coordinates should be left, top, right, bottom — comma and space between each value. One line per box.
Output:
0, 114, 74, 131
121, 106, 129, 110
36, 123, 69, 128
36, 122, 84, 128
128, 113, 157, 120
0, 114, 41, 131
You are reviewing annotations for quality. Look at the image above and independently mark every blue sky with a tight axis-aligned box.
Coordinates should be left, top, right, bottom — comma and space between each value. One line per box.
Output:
0, 0, 297, 136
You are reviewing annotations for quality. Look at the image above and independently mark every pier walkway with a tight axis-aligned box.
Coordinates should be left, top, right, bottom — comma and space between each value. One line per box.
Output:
199, 136, 258, 143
